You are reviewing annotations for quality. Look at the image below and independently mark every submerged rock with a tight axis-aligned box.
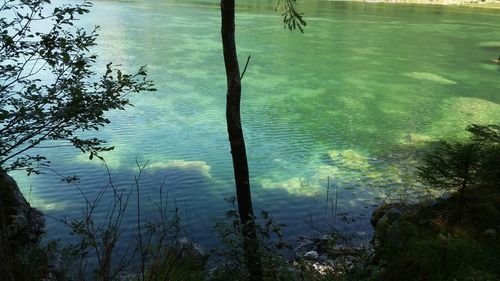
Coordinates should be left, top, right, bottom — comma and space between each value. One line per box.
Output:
404, 72, 457, 85
259, 177, 317, 196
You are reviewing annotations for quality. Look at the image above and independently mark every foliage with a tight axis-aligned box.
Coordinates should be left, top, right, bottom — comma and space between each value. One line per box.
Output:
211, 199, 295, 281
211, 201, 369, 281
53, 163, 204, 281
366, 195, 500, 281
417, 140, 480, 195
467, 124, 500, 144
416, 124, 500, 208
467, 124, 500, 187
276, 0, 307, 33
11, 239, 53, 281
0, 0, 155, 173
417, 124, 500, 212
363, 125, 500, 280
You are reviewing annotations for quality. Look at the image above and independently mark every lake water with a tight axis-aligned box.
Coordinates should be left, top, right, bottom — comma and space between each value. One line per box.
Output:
13, 0, 500, 247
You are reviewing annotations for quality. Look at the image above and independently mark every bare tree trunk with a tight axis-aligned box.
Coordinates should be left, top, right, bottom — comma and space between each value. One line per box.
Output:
220, 1, 263, 280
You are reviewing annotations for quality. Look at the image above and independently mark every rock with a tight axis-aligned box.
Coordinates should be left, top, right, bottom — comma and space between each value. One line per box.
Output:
484, 228, 497, 237
175, 237, 207, 268
312, 262, 334, 275
0, 170, 45, 280
295, 236, 315, 252
0, 171, 45, 242
369, 203, 413, 266
297, 237, 314, 248
304, 250, 319, 260
314, 234, 336, 253
370, 203, 407, 228
384, 221, 417, 250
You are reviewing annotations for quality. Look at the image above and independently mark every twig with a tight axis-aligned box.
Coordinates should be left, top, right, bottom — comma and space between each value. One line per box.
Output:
240, 55, 251, 80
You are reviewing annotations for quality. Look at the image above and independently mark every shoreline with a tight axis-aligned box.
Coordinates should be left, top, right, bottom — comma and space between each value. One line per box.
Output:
339, 0, 500, 9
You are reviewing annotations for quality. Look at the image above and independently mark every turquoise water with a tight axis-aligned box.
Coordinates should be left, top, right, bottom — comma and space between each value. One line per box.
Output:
14, 0, 500, 246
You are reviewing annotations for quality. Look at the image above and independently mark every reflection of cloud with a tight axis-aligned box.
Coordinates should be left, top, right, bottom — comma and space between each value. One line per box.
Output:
404, 72, 457, 85
28, 196, 64, 211
148, 160, 211, 178
75, 151, 123, 170
14, 175, 65, 212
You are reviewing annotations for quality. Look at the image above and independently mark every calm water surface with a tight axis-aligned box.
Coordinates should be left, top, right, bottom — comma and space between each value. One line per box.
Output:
14, 0, 500, 246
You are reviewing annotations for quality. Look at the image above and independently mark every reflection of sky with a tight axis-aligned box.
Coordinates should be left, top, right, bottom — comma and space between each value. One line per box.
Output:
12, 0, 500, 248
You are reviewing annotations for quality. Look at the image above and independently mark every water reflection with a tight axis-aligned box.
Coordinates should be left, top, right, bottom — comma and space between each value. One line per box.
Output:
13, 0, 500, 247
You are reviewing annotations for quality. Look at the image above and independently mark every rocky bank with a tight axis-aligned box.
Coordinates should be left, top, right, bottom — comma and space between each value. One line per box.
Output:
0, 170, 45, 281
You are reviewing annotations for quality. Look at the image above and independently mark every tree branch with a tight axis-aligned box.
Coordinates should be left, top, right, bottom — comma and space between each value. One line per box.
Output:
240, 55, 251, 80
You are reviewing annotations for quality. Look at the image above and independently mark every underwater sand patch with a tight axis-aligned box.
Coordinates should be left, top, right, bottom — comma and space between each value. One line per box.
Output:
259, 177, 319, 196
327, 149, 370, 170
317, 165, 341, 180
425, 97, 500, 139
404, 72, 457, 85
478, 41, 500, 48
397, 133, 433, 145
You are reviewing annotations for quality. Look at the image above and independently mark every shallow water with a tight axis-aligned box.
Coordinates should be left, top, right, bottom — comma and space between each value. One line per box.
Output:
13, 0, 500, 247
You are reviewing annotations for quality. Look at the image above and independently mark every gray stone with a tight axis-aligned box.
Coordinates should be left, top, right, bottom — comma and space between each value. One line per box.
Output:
371, 203, 407, 228
312, 262, 334, 275
175, 237, 207, 268
304, 250, 319, 260
484, 228, 497, 237
295, 236, 315, 252
0, 170, 45, 280
0, 171, 45, 242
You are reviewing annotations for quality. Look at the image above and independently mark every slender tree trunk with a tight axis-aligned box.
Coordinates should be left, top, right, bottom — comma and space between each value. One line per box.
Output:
220, 1, 263, 280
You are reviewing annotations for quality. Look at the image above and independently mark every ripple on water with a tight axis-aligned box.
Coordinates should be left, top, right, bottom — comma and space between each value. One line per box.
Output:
13, 0, 500, 249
